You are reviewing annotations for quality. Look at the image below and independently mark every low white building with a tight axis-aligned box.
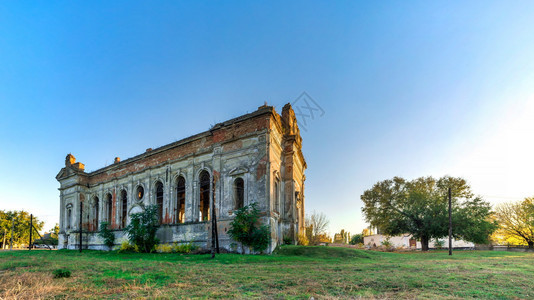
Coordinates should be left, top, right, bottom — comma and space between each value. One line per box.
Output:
363, 234, 474, 249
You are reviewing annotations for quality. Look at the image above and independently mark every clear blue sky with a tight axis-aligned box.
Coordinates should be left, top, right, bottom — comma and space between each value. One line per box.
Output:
1, 1, 534, 235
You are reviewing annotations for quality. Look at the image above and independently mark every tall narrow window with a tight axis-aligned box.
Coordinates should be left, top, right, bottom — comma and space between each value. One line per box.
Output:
106, 193, 112, 226
176, 176, 186, 223
234, 178, 244, 210
121, 190, 127, 228
93, 197, 99, 231
274, 179, 280, 213
199, 171, 210, 222
67, 207, 72, 230
156, 181, 164, 224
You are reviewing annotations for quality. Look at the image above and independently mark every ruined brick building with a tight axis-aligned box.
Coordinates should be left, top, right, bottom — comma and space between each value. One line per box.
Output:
56, 104, 306, 253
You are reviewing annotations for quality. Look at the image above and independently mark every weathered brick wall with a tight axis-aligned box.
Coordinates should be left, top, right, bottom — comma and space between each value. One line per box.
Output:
86, 113, 271, 185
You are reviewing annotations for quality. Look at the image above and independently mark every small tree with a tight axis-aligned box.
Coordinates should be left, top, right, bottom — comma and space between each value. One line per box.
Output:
297, 233, 309, 245
317, 233, 332, 244
125, 205, 159, 253
305, 211, 330, 245
98, 222, 115, 250
434, 239, 445, 249
50, 223, 59, 240
228, 203, 271, 253
362, 228, 373, 236
381, 236, 393, 250
350, 234, 363, 245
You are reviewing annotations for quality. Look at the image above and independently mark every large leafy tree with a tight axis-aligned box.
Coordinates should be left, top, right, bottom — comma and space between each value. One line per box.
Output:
493, 198, 534, 248
361, 176, 497, 251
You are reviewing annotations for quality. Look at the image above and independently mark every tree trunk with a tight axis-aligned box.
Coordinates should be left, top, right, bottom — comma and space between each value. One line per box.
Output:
528, 241, 533, 249
421, 236, 429, 251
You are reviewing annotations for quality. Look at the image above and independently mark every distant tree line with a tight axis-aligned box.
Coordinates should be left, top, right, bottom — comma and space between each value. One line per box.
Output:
0, 210, 45, 248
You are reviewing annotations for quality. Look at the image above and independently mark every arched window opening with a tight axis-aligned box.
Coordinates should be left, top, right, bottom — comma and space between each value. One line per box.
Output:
234, 178, 244, 210
176, 176, 186, 224
136, 185, 144, 200
80, 194, 85, 231
121, 190, 128, 228
93, 197, 99, 231
199, 171, 210, 222
67, 207, 72, 230
156, 181, 164, 224
106, 193, 112, 227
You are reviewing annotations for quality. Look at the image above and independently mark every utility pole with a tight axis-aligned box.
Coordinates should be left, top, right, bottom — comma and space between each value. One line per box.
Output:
79, 200, 83, 253
210, 186, 216, 258
210, 177, 220, 258
10, 217, 14, 250
448, 187, 452, 256
211, 208, 216, 258
215, 214, 220, 253
29, 214, 33, 251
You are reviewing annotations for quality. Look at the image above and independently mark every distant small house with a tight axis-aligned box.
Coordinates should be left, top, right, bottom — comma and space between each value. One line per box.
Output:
363, 234, 474, 249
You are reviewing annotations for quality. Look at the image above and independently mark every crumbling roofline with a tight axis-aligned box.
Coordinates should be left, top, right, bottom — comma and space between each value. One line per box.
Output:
86, 105, 277, 176
57, 128, 270, 191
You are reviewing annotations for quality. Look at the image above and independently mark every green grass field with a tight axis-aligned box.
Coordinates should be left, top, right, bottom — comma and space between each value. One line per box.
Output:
1, 246, 533, 299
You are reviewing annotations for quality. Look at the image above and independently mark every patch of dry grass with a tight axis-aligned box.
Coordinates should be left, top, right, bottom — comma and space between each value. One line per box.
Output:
0, 270, 68, 299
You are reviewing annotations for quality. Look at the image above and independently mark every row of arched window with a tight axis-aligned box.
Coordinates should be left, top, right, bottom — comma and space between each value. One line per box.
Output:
66, 171, 246, 231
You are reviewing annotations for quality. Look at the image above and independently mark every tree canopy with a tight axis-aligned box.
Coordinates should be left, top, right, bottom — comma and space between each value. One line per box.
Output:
361, 176, 497, 250
493, 198, 534, 248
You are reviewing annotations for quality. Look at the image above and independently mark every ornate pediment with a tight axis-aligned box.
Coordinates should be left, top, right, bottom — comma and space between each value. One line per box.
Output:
229, 167, 248, 176
56, 166, 86, 181
56, 167, 73, 180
